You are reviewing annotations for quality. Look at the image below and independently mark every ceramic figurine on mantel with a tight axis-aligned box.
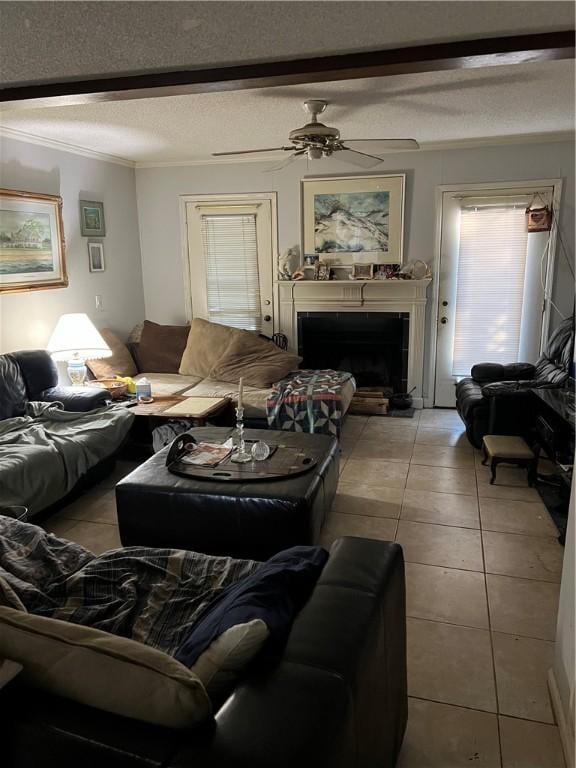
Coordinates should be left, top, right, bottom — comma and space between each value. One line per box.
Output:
399, 260, 432, 280
278, 244, 301, 281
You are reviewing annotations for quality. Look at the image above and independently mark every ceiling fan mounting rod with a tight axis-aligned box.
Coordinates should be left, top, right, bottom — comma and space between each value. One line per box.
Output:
303, 99, 328, 121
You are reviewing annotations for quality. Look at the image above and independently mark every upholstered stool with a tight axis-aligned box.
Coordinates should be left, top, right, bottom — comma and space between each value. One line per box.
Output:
481, 435, 538, 486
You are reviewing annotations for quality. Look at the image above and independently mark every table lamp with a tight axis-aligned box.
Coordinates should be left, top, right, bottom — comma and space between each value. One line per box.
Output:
47, 313, 111, 385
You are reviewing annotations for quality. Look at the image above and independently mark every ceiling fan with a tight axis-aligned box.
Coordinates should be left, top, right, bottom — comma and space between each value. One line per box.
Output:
212, 99, 419, 170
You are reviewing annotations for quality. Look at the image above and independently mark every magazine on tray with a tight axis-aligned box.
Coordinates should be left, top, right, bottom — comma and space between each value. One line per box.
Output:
180, 438, 234, 467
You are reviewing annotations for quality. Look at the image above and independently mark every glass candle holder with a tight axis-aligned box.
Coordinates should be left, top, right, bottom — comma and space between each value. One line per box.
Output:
230, 406, 252, 463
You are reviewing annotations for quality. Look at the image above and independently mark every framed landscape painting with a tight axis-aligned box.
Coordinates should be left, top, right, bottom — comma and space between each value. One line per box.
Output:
301, 174, 406, 265
0, 189, 67, 293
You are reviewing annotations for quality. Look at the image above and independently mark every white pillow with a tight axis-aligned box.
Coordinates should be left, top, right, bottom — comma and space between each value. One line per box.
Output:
191, 619, 269, 698
0, 605, 211, 728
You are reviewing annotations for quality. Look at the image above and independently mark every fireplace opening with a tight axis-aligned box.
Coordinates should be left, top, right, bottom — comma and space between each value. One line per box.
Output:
297, 312, 409, 392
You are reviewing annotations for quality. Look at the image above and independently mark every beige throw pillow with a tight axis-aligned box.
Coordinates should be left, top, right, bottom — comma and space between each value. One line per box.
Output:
211, 330, 301, 388
0, 605, 211, 728
86, 328, 137, 378
179, 318, 235, 377
191, 619, 269, 699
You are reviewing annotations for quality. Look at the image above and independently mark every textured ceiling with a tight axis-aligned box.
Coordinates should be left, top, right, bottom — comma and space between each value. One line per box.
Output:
0, 1, 574, 85
0, 60, 574, 163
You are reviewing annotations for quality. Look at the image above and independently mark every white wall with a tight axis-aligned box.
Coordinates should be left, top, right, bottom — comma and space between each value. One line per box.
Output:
0, 136, 145, 352
552, 474, 575, 767
136, 139, 575, 401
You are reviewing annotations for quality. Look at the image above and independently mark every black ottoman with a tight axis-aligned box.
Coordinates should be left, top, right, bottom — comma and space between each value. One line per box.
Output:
116, 427, 339, 560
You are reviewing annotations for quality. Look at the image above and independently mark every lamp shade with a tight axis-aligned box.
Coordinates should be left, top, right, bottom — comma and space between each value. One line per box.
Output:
47, 313, 112, 361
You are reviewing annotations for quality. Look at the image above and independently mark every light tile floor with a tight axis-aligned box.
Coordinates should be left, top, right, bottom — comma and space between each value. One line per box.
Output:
40, 408, 566, 767
330, 410, 565, 768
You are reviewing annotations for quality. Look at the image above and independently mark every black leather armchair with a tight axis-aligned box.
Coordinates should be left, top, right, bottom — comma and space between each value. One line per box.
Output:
2, 537, 407, 768
0, 349, 107, 421
456, 317, 574, 447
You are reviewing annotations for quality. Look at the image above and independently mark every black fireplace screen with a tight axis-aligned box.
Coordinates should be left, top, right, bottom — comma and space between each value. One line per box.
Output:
297, 312, 409, 393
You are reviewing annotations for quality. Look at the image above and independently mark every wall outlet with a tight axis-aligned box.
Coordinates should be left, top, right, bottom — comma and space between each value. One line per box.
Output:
95, 295, 104, 311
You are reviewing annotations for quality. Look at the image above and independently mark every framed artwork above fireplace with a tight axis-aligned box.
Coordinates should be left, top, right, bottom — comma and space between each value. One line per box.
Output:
301, 174, 405, 266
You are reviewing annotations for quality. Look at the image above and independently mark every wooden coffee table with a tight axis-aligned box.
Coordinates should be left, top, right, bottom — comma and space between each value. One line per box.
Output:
130, 395, 230, 426
122, 395, 232, 457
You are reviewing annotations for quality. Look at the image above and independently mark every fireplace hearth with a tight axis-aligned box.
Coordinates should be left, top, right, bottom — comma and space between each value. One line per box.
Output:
297, 312, 409, 393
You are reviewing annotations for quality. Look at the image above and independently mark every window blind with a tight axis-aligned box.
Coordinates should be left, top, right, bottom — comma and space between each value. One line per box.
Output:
452, 205, 529, 376
200, 213, 262, 331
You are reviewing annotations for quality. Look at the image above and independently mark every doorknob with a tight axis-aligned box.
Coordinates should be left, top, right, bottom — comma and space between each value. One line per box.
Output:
440, 317, 448, 324
264, 315, 272, 322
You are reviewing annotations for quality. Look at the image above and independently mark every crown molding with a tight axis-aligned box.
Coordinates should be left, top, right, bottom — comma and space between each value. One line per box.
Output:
1, 125, 572, 170
0, 126, 135, 168
420, 131, 575, 152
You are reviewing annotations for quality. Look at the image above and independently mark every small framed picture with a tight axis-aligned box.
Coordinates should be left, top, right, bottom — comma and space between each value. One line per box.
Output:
314, 262, 330, 281
80, 200, 105, 237
303, 253, 319, 267
351, 263, 374, 280
88, 241, 105, 272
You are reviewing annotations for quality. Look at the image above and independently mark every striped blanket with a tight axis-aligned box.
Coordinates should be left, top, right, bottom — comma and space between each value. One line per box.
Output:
267, 369, 354, 437
0, 517, 259, 657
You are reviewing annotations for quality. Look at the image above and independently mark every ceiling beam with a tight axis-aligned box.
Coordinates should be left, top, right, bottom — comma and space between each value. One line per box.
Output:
1, 31, 574, 109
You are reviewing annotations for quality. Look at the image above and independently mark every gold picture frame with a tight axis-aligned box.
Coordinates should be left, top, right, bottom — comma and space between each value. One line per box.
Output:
301, 174, 406, 265
351, 263, 374, 280
0, 188, 67, 293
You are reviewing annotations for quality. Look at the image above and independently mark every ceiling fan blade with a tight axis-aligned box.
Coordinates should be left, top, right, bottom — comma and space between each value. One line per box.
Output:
263, 149, 308, 173
344, 139, 420, 152
262, 153, 301, 173
338, 148, 383, 169
212, 147, 292, 157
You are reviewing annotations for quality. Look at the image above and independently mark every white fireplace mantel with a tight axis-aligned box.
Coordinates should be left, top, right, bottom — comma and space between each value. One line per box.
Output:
276, 279, 431, 408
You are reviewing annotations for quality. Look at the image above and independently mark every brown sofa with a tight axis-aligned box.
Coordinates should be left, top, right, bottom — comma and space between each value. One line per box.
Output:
88, 320, 355, 424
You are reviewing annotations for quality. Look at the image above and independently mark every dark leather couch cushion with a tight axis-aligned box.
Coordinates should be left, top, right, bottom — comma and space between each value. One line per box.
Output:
455, 377, 484, 420
471, 362, 535, 383
0, 354, 27, 419
12, 350, 58, 397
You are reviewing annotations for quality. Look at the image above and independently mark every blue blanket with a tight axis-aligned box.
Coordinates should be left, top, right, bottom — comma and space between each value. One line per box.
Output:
175, 545, 328, 667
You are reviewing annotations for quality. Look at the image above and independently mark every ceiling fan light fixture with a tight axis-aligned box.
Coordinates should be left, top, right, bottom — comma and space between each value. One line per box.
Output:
307, 147, 322, 160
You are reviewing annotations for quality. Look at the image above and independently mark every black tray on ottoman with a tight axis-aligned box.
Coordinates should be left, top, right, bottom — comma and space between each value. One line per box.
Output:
115, 427, 339, 560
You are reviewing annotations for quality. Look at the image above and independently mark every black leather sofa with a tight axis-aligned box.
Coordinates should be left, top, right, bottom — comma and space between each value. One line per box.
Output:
2, 537, 407, 768
0, 349, 109, 418
456, 317, 574, 447
0, 350, 120, 515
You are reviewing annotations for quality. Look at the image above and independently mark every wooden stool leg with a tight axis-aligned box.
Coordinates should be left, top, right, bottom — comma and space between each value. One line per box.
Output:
481, 444, 488, 466
490, 458, 497, 485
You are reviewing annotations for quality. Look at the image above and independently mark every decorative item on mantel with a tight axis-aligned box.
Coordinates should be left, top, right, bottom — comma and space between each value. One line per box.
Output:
399, 260, 432, 280
278, 244, 301, 280
374, 264, 401, 280
350, 263, 374, 280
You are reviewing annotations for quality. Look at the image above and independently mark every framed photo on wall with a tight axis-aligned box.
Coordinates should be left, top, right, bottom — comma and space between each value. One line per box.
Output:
79, 200, 106, 236
0, 188, 68, 293
88, 241, 105, 272
301, 174, 405, 265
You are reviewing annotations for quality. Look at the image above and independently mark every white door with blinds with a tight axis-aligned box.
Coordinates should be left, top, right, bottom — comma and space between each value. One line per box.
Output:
185, 197, 275, 334
434, 185, 554, 407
